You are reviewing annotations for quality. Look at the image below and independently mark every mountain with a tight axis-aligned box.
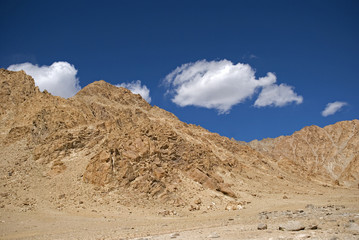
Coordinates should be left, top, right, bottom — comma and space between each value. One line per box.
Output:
248, 120, 359, 187
0, 69, 358, 212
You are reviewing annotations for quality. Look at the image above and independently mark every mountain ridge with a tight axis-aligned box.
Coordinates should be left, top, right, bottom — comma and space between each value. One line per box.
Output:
248, 119, 359, 186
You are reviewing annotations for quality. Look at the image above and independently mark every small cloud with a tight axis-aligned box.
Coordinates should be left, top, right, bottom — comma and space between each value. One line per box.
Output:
116, 80, 151, 103
7, 61, 81, 98
164, 59, 302, 114
321, 101, 347, 117
241, 53, 258, 60
249, 54, 258, 59
254, 83, 303, 107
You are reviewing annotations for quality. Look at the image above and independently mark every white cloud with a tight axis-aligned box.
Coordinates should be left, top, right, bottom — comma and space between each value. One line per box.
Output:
254, 83, 303, 107
8, 61, 81, 98
116, 80, 151, 103
164, 59, 302, 113
321, 101, 347, 117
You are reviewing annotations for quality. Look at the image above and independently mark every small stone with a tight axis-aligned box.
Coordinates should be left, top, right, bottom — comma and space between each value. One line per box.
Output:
0, 193, 9, 198
257, 223, 267, 230
305, 204, 314, 209
306, 224, 318, 230
58, 194, 65, 199
225, 202, 242, 211
279, 221, 305, 231
208, 232, 220, 238
170, 232, 180, 238
345, 222, 359, 233
296, 233, 310, 239
189, 205, 200, 211
283, 195, 288, 199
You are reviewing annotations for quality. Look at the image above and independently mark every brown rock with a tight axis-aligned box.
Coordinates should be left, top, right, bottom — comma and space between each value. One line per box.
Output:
249, 120, 359, 187
257, 223, 267, 230
279, 221, 305, 231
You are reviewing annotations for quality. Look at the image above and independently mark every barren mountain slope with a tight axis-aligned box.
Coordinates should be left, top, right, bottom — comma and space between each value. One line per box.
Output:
1, 69, 359, 240
248, 120, 359, 187
1, 68, 298, 211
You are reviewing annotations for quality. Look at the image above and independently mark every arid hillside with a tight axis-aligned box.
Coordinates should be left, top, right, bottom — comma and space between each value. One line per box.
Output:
1, 68, 358, 209
248, 120, 359, 187
1, 69, 359, 240
0, 69, 282, 209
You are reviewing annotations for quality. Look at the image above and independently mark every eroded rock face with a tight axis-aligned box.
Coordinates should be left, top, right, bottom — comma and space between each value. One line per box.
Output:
0, 69, 38, 115
248, 120, 359, 187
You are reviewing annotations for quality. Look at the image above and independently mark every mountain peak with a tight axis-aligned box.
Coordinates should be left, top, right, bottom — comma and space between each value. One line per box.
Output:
73, 79, 151, 109
0, 69, 40, 115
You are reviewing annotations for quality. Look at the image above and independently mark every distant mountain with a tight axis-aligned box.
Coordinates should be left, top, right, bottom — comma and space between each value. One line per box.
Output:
248, 120, 359, 187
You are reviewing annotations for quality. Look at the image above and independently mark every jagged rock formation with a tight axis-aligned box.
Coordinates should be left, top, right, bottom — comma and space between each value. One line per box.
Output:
248, 120, 359, 187
0, 69, 358, 210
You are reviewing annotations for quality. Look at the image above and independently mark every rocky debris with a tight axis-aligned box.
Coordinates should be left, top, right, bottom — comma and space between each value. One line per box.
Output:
345, 222, 359, 234
225, 202, 243, 211
170, 232, 180, 238
158, 210, 177, 217
189, 205, 200, 211
305, 204, 314, 209
306, 224, 318, 230
296, 233, 311, 239
257, 223, 267, 230
208, 232, 220, 238
257, 204, 350, 223
279, 220, 305, 231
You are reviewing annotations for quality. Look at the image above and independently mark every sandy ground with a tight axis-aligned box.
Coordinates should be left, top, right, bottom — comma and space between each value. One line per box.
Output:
1, 186, 358, 240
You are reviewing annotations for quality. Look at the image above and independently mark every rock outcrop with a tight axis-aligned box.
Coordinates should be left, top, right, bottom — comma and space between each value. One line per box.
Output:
248, 120, 359, 187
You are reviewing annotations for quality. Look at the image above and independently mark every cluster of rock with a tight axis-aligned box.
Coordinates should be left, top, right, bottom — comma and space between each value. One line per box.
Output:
256, 204, 359, 237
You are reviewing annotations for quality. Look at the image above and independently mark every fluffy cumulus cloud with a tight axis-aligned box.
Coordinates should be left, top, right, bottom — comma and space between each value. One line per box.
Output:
321, 101, 347, 117
116, 80, 151, 103
8, 61, 81, 98
164, 59, 302, 113
254, 83, 303, 107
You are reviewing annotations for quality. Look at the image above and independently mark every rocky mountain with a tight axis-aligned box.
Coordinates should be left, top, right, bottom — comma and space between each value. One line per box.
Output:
248, 120, 359, 187
0, 68, 358, 211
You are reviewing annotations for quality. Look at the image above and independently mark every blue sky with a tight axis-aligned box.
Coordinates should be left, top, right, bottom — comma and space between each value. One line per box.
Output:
1, 0, 358, 141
